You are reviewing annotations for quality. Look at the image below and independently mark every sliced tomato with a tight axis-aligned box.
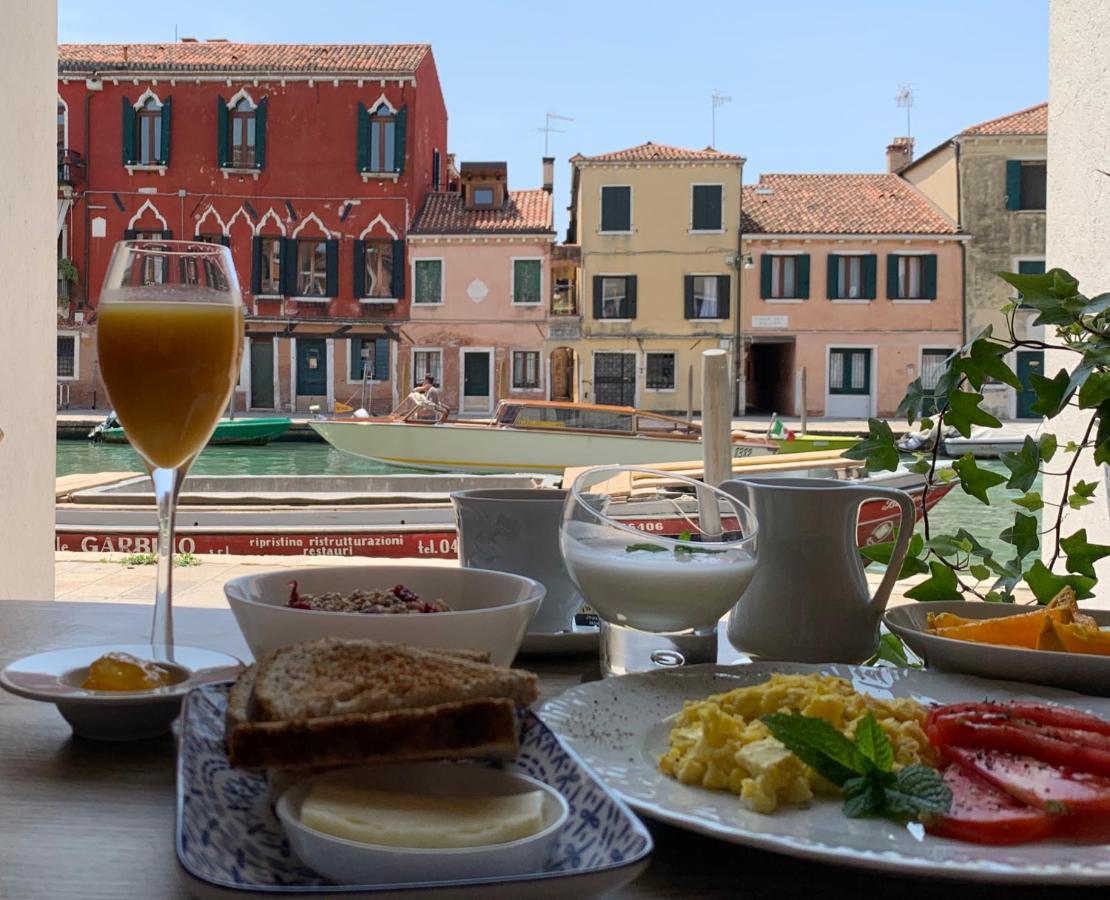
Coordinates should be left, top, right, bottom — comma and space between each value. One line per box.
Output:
945, 747, 1110, 815
926, 764, 1055, 845
928, 702, 1110, 737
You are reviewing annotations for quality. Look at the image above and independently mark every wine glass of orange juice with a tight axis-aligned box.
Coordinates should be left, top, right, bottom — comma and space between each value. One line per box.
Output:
98, 241, 244, 648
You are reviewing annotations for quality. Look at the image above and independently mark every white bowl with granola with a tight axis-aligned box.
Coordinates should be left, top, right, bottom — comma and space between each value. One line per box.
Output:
224, 565, 545, 666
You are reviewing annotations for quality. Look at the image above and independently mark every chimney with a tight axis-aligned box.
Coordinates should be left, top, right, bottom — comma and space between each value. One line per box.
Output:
886, 136, 914, 173
542, 157, 554, 194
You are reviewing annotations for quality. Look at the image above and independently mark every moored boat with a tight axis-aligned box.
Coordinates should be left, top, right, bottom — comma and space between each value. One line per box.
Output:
91, 414, 292, 447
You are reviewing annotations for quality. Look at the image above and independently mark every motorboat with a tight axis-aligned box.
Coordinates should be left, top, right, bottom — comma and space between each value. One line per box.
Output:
89, 412, 292, 447
942, 424, 1038, 459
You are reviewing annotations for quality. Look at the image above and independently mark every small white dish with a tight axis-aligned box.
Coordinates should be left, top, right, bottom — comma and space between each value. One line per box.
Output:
225, 565, 544, 667
276, 763, 569, 886
0, 643, 242, 740
884, 601, 1110, 695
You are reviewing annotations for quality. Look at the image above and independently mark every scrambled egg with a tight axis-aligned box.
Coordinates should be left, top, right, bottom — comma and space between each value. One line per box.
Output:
658, 673, 934, 814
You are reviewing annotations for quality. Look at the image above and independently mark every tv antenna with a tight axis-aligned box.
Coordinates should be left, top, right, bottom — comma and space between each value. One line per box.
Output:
535, 112, 573, 155
895, 84, 915, 136
711, 90, 732, 148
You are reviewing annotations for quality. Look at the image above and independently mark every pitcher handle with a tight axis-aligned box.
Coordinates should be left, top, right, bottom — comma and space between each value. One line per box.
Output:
845, 485, 917, 613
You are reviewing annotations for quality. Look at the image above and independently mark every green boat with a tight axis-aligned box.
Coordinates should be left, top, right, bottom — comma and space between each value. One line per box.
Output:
92, 416, 292, 447
771, 433, 860, 454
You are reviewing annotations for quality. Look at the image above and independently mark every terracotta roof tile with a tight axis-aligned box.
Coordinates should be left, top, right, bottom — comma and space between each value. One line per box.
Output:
58, 43, 428, 75
961, 102, 1047, 136
741, 174, 959, 235
572, 141, 742, 163
410, 190, 553, 235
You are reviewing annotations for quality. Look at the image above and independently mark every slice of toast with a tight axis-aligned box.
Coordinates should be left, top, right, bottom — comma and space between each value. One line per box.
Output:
247, 638, 536, 723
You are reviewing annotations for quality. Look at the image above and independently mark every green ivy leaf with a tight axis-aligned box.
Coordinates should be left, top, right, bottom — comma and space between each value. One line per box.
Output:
926, 534, 964, 558
866, 633, 921, 669
907, 457, 932, 476
1038, 433, 1058, 463
969, 338, 1022, 390
998, 436, 1041, 492
1083, 291, 1110, 315
1024, 559, 1096, 603
1059, 529, 1110, 579
1065, 440, 1081, 454
1069, 479, 1099, 509
946, 390, 1002, 438
954, 528, 996, 561
860, 533, 928, 579
952, 453, 1007, 503
969, 564, 992, 581
1030, 369, 1073, 418
905, 561, 962, 602
937, 466, 958, 483
1000, 511, 1040, 560
843, 418, 900, 473
896, 378, 928, 425
1097, 401, 1110, 467
1012, 491, 1044, 512
1079, 371, 1110, 409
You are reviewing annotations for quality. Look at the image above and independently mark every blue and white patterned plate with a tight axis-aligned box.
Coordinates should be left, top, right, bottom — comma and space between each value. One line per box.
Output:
175, 683, 652, 898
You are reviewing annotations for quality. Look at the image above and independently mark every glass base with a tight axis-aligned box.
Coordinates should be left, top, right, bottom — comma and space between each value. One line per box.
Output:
599, 620, 718, 677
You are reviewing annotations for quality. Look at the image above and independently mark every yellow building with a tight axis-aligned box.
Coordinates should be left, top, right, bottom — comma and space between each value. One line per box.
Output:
550, 142, 744, 413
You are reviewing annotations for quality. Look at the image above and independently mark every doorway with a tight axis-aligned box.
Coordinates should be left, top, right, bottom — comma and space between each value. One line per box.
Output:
747, 340, 795, 414
549, 347, 577, 401
296, 338, 327, 396
461, 349, 493, 415
1015, 350, 1044, 419
593, 352, 636, 406
826, 347, 873, 418
249, 337, 274, 409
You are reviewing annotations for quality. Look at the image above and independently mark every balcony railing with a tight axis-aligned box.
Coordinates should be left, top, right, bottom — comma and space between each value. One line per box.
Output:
551, 283, 578, 316
58, 148, 84, 186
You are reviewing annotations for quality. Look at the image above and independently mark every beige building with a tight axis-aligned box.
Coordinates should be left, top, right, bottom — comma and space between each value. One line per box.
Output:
901, 103, 1047, 419
554, 142, 744, 413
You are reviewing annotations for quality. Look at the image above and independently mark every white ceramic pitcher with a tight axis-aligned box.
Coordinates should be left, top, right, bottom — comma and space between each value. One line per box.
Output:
720, 477, 916, 663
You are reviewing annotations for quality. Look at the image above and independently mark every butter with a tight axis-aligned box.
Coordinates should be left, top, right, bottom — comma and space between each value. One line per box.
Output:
300, 782, 547, 849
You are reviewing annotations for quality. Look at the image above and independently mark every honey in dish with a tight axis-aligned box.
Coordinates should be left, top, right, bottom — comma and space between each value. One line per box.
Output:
81, 651, 179, 691
97, 298, 243, 469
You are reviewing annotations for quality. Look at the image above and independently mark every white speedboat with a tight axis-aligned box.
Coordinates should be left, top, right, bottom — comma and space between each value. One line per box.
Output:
310, 398, 778, 475
942, 424, 1038, 459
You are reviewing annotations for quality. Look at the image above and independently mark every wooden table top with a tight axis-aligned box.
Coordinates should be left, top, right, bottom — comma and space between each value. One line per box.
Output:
0, 599, 1104, 899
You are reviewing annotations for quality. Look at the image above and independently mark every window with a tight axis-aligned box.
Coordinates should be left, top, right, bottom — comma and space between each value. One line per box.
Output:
134, 230, 169, 283
921, 349, 951, 392
412, 349, 442, 387
57, 100, 66, 149
691, 185, 723, 231
472, 187, 495, 207
839, 256, 862, 299
827, 254, 877, 300
829, 349, 870, 395
512, 259, 542, 305
887, 253, 936, 300
762, 254, 811, 299
137, 98, 162, 164
230, 98, 256, 167
296, 240, 327, 297
350, 337, 390, 382
196, 234, 225, 245
57, 334, 77, 379
370, 104, 396, 173
413, 258, 442, 304
687, 275, 727, 319
899, 256, 923, 299
511, 351, 541, 389
645, 352, 676, 391
600, 186, 631, 232
258, 237, 282, 294
364, 240, 395, 299
597, 276, 633, 319
1019, 162, 1046, 210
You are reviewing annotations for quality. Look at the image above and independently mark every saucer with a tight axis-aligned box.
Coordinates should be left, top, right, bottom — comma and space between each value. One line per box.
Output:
0, 643, 242, 740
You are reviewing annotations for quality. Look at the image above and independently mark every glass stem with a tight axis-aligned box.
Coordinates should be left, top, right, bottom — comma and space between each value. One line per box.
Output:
151, 466, 186, 648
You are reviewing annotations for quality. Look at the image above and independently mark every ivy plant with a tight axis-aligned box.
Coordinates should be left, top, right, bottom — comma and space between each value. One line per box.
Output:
848, 268, 1109, 603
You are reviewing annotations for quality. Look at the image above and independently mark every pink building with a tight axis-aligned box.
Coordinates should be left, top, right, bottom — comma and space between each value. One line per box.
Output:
403, 161, 555, 415
739, 173, 966, 417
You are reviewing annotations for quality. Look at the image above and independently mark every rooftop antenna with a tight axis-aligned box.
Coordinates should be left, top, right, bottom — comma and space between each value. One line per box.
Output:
535, 112, 573, 155
711, 90, 732, 148
895, 84, 915, 136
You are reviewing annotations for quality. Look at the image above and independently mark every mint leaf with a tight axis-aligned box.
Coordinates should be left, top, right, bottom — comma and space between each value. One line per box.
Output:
842, 777, 886, 818
760, 714, 870, 786
625, 543, 666, 553
854, 714, 894, 773
884, 765, 952, 818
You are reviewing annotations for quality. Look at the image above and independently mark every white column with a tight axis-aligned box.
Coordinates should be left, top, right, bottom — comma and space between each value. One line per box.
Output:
272, 337, 280, 411
290, 338, 298, 412
0, 2, 56, 599
325, 338, 335, 412
1045, 0, 1110, 588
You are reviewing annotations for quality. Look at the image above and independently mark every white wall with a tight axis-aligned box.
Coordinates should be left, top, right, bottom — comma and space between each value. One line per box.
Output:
1045, 0, 1110, 593
0, 2, 56, 599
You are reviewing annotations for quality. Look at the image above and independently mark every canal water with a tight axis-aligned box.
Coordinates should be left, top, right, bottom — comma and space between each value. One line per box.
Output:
56, 440, 1036, 558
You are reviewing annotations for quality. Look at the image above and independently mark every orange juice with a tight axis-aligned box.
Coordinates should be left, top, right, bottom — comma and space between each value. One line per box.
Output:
97, 299, 244, 469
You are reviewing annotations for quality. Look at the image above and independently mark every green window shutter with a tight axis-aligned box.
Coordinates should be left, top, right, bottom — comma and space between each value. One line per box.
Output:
717, 275, 731, 319
159, 98, 172, 165
124, 229, 138, 240
692, 185, 722, 230
356, 102, 369, 173
250, 236, 262, 294
923, 254, 938, 299
390, 239, 405, 298
350, 338, 365, 380
121, 97, 135, 165
826, 253, 840, 299
374, 337, 391, 381
759, 255, 772, 298
683, 275, 695, 318
415, 259, 442, 302
216, 96, 229, 168
601, 186, 631, 231
886, 254, 900, 299
352, 239, 366, 297
626, 276, 638, 318
513, 260, 540, 303
1005, 160, 1022, 210
393, 106, 407, 174
283, 238, 298, 296
255, 97, 268, 169
796, 255, 810, 299
592, 276, 603, 318
325, 239, 339, 297
219, 235, 230, 247
862, 255, 877, 299
432, 149, 441, 190
1018, 259, 1046, 275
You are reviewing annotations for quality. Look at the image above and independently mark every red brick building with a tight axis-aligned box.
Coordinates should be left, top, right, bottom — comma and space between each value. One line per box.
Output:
57, 41, 448, 411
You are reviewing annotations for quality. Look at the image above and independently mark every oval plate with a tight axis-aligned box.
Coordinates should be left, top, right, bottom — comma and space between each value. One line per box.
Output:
884, 602, 1110, 696
539, 662, 1110, 883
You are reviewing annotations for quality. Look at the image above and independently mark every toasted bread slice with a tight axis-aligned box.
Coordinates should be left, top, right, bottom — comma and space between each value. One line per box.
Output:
247, 638, 537, 723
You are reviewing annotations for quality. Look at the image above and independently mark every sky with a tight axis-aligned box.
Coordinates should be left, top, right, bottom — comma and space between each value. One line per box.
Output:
59, 0, 1048, 236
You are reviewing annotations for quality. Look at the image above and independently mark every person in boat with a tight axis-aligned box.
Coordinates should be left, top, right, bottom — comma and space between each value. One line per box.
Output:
406, 375, 450, 420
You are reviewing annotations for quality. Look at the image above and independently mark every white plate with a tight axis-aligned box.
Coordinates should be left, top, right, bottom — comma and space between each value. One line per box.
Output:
540, 661, 1110, 883
884, 602, 1110, 696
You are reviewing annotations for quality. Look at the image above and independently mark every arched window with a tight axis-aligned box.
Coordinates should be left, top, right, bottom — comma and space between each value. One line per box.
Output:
230, 97, 256, 167
370, 104, 395, 173
137, 97, 162, 164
